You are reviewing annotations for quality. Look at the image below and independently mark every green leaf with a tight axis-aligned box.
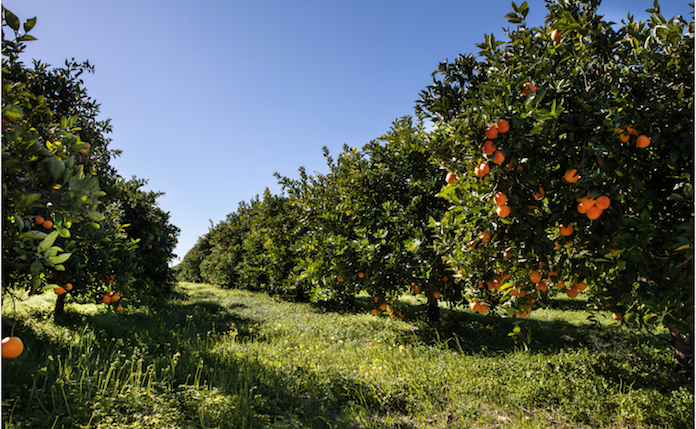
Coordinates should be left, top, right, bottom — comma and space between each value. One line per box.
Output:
3, 103, 23, 120
30, 260, 42, 273
4, 8, 20, 31
37, 230, 59, 253
23, 16, 36, 32
48, 252, 72, 265
54, 264, 66, 271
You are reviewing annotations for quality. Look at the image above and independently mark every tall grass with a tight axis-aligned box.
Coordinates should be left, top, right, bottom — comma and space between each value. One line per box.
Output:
2, 282, 692, 428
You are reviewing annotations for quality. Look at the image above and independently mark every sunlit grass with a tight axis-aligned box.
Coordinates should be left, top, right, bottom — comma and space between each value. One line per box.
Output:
2, 282, 692, 428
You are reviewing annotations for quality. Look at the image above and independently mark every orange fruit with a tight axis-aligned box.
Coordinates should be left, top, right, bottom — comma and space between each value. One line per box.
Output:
65, 283, 73, 291
496, 119, 510, 133
575, 282, 587, 291
111, 292, 120, 302
54, 287, 66, 295
358, 272, 365, 278
559, 224, 574, 236
517, 307, 531, 318
482, 140, 497, 155
521, 82, 536, 97
485, 125, 499, 139
626, 125, 638, 136
43, 220, 53, 229
379, 303, 387, 311
612, 312, 622, 321
636, 135, 651, 148
478, 302, 489, 314
577, 203, 588, 214
532, 187, 545, 200
495, 205, 510, 218
102, 296, 112, 304
434, 292, 442, 299
2, 337, 24, 358
493, 192, 507, 206
547, 270, 559, 282
35, 216, 45, 225
564, 169, 579, 183
371, 309, 378, 315
535, 282, 548, 292
479, 232, 491, 243
493, 150, 505, 164
595, 195, 611, 210
619, 133, 630, 143
445, 171, 457, 184
475, 162, 490, 177
337, 276, 344, 282
586, 206, 603, 220
530, 270, 542, 283
550, 29, 561, 42
116, 306, 123, 312
566, 287, 579, 298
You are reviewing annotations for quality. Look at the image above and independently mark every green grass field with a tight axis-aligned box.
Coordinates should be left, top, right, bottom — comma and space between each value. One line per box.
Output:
2, 282, 693, 428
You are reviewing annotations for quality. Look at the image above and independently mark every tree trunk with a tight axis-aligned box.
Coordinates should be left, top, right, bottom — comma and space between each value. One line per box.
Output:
426, 288, 440, 323
669, 327, 693, 375
54, 293, 66, 318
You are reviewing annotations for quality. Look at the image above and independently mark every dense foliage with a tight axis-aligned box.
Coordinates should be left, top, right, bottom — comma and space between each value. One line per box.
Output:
2, 7, 180, 313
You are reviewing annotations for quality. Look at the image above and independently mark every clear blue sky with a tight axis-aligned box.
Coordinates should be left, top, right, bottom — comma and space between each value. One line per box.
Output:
5, 0, 693, 264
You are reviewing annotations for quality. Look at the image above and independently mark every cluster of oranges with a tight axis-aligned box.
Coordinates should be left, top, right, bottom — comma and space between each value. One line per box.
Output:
35, 215, 53, 230
53, 283, 74, 295
101, 290, 123, 312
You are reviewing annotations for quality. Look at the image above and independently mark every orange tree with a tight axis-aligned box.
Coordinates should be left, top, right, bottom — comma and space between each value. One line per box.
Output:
278, 118, 451, 319
3, 8, 180, 314
417, 0, 693, 368
2, 8, 106, 299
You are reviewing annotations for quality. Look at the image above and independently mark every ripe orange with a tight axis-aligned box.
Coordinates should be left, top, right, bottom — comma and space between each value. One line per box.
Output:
517, 306, 531, 318
493, 192, 507, 206
54, 286, 66, 295
482, 140, 497, 155
478, 302, 489, 314
2, 337, 24, 358
434, 292, 442, 299
496, 119, 510, 133
566, 287, 579, 298
577, 203, 588, 214
475, 162, 490, 178
612, 312, 622, 321
445, 171, 457, 184
595, 195, 611, 210
111, 292, 120, 302
575, 282, 587, 291
530, 270, 542, 283
358, 272, 365, 278
619, 133, 630, 143
493, 150, 505, 164
43, 220, 53, 229
532, 187, 545, 200
148, 244, 153, 249
564, 169, 579, 183
35, 216, 45, 225
371, 308, 378, 315
65, 283, 73, 291
521, 82, 537, 97
547, 270, 559, 282
626, 125, 638, 136
479, 232, 491, 243
495, 205, 511, 218
102, 296, 112, 304
485, 125, 499, 139
636, 135, 651, 148
550, 29, 561, 42
116, 306, 123, 312
535, 282, 548, 292
586, 206, 603, 220
379, 303, 387, 311
337, 275, 344, 282
559, 224, 574, 236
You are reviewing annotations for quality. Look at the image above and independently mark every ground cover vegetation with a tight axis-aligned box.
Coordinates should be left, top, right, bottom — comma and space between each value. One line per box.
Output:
2, 282, 693, 428
3, 0, 694, 427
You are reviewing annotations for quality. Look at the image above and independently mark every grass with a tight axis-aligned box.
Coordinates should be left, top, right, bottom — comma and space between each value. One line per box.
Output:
1, 282, 693, 428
